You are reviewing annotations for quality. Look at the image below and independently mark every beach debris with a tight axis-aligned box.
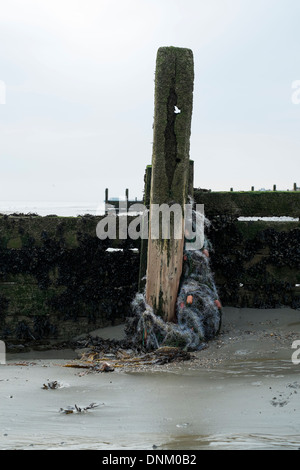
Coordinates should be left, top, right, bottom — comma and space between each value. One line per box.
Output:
9, 361, 37, 366
59, 403, 100, 414
64, 346, 194, 371
287, 381, 300, 390
270, 397, 288, 408
42, 380, 69, 390
99, 362, 114, 372
42, 381, 60, 390
63, 360, 114, 373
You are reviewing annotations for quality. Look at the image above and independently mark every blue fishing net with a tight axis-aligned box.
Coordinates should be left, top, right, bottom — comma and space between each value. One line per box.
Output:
128, 211, 222, 351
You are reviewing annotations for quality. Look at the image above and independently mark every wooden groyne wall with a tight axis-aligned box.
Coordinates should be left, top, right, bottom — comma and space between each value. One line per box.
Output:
0, 189, 299, 342
194, 190, 300, 310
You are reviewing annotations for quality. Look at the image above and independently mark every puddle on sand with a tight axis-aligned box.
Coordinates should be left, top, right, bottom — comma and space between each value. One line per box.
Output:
288, 322, 300, 328
161, 433, 300, 450
210, 358, 297, 378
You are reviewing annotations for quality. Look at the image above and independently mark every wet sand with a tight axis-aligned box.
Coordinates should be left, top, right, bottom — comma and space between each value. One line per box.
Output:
1, 306, 300, 450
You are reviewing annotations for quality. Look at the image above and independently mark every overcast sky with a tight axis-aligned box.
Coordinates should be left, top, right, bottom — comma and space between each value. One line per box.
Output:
0, 0, 300, 205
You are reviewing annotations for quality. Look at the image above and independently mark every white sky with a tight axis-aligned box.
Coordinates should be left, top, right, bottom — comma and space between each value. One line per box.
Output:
0, 0, 299, 204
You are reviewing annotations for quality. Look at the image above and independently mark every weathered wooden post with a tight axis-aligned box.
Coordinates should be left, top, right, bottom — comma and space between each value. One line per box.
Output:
145, 46, 194, 323
138, 165, 152, 292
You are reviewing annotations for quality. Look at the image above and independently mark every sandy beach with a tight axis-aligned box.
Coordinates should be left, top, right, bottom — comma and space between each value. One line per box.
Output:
1, 306, 300, 450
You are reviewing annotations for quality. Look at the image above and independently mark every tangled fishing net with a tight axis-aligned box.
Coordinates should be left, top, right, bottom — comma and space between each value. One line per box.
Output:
126, 209, 222, 351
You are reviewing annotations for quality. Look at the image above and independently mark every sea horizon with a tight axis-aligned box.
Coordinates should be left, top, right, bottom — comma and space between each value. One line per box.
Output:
0, 200, 106, 217
0, 200, 298, 221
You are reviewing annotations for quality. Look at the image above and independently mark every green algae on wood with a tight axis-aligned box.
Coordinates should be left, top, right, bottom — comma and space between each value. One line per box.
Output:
146, 46, 194, 322
150, 46, 194, 207
193, 190, 300, 218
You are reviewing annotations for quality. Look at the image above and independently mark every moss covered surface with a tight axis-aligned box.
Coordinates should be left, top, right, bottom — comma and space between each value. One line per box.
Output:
146, 46, 194, 321
194, 190, 300, 218
151, 47, 194, 208
0, 209, 299, 342
0, 215, 139, 341
207, 216, 300, 309
192, 190, 300, 308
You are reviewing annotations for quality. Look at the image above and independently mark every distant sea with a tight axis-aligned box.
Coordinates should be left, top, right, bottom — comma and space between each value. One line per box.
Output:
0, 201, 106, 217
0, 201, 298, 221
